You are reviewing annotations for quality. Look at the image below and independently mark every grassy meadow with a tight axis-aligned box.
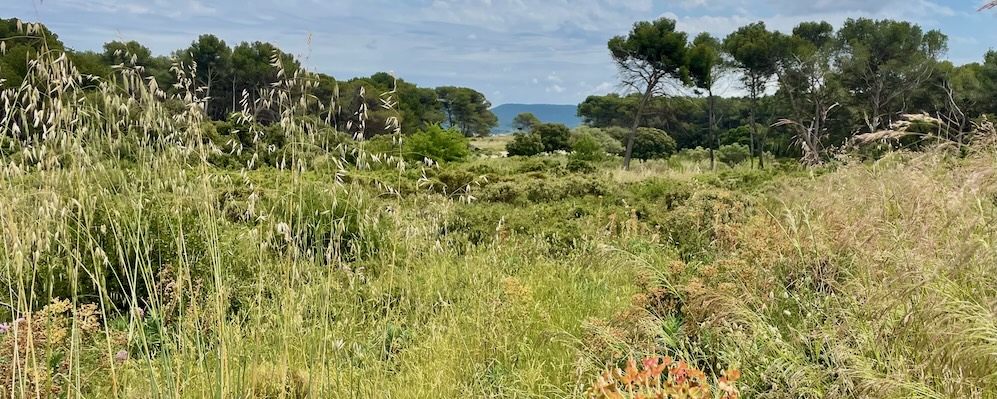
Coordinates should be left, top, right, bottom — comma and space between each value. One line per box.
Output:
1, 38, 997, 399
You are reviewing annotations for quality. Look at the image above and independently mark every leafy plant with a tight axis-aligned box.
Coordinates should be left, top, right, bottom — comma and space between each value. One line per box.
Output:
404, 124, 471, 163
506, 131, 545, 156
716, 143, 751, 167
588, 357, 741, 399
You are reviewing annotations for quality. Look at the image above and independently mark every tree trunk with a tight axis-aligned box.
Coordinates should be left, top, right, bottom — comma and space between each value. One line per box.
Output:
623, 80, 657, 171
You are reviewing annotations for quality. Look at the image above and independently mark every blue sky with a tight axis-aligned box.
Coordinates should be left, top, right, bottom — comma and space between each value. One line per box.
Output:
6, 0, 997, 105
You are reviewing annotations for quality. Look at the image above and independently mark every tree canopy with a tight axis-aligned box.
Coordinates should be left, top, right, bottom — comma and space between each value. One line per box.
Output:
608, 17, 692, 170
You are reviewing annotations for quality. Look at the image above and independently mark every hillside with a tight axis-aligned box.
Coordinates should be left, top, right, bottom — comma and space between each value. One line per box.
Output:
490, 103, 583, 134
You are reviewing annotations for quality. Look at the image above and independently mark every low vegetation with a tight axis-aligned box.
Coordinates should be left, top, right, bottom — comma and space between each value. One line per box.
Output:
1, 14, 996, 399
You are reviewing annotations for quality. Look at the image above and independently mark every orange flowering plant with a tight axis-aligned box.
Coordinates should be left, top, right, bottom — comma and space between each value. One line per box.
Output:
587, 356, 740, 399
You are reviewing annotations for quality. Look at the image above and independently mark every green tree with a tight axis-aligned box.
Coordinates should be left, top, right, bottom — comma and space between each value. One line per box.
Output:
724, 22, 780, 169
395, 79, 444, 134
836, 18, 947, 133
231, 41, 301, 122
534, 123, 571, 153
66, 50, 112, 83
609, 17, 691, 170
506, 132, 544, 156
512, 112, 541, 132
0, 18, 64, 87
771, 21, 841, 165
436, 86, 498, 137
688, 32, 725, 170
178, 34, 233, 120
976, 51, 997, 116
101, 40, 173, 88
102, 40, 152, 66
578, 93, 638, 128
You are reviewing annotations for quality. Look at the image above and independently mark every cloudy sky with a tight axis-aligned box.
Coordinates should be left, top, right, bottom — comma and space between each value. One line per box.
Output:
6, 0, 997, 105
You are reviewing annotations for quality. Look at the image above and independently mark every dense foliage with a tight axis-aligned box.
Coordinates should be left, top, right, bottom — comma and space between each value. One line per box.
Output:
592, 16, 994, 167
403, 124, 471, 163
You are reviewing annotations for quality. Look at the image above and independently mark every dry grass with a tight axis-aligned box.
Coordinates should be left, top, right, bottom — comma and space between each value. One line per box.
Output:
470, 134, 514, 155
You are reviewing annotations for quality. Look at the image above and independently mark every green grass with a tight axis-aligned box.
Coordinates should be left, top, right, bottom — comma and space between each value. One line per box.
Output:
2, 38, 996, 399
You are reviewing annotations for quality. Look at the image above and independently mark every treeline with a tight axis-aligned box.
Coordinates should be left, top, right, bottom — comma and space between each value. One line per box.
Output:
587, 17, 997, 167
0, 18, 498, 138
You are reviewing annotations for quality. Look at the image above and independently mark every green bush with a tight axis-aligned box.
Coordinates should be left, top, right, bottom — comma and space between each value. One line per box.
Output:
506, 132, 544, 156
404, 124, 471, 163
678, 146, 710, 163
363, 135, 402, 158
664, 189, 749, 260
571, 126, 624, 155
631, 127, 677, 160
627, 178, 695, 211
717, 143, 751, 167
515, 158, 563, 174
605, 127, 677, 160
534, 123, 572, 153
567, 158, 597, 174
569, 131, 606, 161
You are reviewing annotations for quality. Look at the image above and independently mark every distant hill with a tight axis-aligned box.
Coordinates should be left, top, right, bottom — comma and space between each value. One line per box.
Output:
490, 104, 582, 134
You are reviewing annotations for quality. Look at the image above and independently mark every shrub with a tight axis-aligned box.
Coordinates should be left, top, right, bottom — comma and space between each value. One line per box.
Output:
205, 115, 291, 169
534, 123, 572, 153
678, 146, 710, 163
363, 135, 402, 158
570, 131, 606, 161
572, 125, 625, 155
506, 132, 544, 156
604, 126, 631, 143
0, 299, 110, 398
404, 124, 471, 163
515, 157, 562, 174
55, 190, 209, 310
664, 189, 749, 260
627, 178, 695, 210
716, 143, 751, 167
605, 127, 677, 160
567, 158, 597, 173
631, 127, 677, 160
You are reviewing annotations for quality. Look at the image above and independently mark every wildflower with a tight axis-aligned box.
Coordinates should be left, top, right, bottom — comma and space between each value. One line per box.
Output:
642, 357, 668, 379
0, 322, 8, 334
620, 359, 642, 387
718, 369, 741, 399
114, 350, 129, 362
135, 307, 145, 319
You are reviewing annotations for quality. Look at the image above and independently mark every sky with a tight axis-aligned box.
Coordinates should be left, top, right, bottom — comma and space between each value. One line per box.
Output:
5, 0, 997, 106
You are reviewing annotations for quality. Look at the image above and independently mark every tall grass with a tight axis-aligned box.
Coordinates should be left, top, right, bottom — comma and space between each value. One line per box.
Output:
1, 19, 996, 399
0, 22, 645, 398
